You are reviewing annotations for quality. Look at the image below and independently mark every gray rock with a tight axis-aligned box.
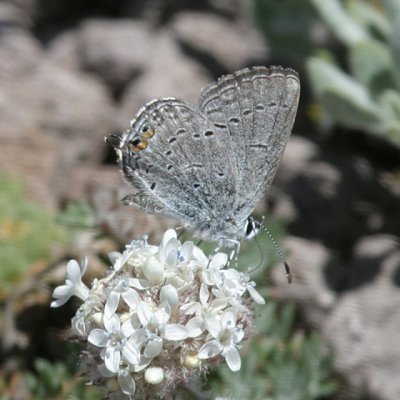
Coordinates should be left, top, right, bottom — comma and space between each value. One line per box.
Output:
47, 29, 81, 71
322, 236, 400, 400
0, 30, 114, 160
271, 236, 336, 327
77, 19, 155, 95
170, 11, 268, 70
0, 30, 115, 206
0, 2, 30, 29
275, 234, 400, 400
118, 31, 211, 131
0, 130, 64, 208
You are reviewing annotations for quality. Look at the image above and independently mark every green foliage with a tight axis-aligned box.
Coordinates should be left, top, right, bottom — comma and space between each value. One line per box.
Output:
251, 0, 316, 61
307, 0, 400, 145
57, 201, 95, 231
0, 176, 70, 294
209, 304, 337, 400
24, 358, 101, 400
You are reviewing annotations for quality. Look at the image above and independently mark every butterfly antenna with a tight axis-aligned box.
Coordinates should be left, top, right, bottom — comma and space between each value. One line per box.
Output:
261, 217, 292, 284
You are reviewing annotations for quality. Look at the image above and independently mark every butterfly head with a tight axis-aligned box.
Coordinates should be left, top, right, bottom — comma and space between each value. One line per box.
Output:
244, 217, 261, 240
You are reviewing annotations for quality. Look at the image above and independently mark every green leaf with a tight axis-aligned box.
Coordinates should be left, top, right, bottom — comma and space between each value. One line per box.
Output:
349, 39, 395, 95
347, 0, 390, 39
310, 0, 367, 45
307, 57, 381, 130
381, 0, 400, 87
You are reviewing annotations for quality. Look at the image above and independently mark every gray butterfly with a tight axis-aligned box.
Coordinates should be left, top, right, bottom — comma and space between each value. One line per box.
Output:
108, 66, 300, 251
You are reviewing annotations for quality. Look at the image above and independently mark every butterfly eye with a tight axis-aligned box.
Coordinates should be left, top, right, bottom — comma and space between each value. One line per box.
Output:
142, 125, 150, 133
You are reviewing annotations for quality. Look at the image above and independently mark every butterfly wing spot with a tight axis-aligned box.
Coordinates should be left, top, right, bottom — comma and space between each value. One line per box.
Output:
204, 130, 214, 137
165, 150, 172, 156
169, 137, 177, 144
150, 182, 156, 190
217, 171, 225, 178
243, 109, 252, 116
193, 133, 201, 139
193, 182, 200, 189
248, 143, 268, 149
142, 127, 155, 139
255, 104, 265, 111
167, 165, 173, 170
176, 128, 186, 135
229, 117, 240, 125
214, 123, 227, 129
129, 137, 148, 152
186, 163, 203, 169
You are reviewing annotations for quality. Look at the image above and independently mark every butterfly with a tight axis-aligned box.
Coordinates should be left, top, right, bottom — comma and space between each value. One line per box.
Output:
108, 66, 300, 254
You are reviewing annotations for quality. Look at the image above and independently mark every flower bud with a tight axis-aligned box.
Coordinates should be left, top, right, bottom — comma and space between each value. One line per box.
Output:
142, 256, 164, 285
144, 367, 164, 384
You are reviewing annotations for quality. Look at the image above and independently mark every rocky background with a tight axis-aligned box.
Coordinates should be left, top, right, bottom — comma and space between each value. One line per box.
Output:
1, 1, 400, 399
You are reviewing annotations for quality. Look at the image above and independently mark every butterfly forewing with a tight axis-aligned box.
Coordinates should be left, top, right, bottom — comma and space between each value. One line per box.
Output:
119, 98, 237, 230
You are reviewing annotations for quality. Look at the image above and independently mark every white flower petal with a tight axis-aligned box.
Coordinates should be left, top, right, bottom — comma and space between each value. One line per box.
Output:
247, 284, 265, 304
160, 284, 179, 307
155, 303, 171, 325
180, 241, 193, 260
209, 253, 228, 269
161, 229, 177, 249
133, 356, 152, 372
66, 260, 82, 283
123, 340, 140, 365
105, 347, 120, 373
192, 245, 208, 261
186, 316, 204, 337
181, 302, 200, 315
108, 251, 121, 266
105, 291, 120, 318
221, 309, 237, 329
192, 246, 208, 266
204, 313, 221, 338
50, 297, 70, 308
121, 319, 135, 338
211, 298, 227, 311
166, 248, 178, 267
199, 283, 209, 305
118, 371, 136, 395
232, 328, 245, 344
52, 284, 71, 298
144, 338, 163, 358
127, 277, 150, 290
163, 324, 189, 340
137, 302, 152, 326
104, 313, 120, 333
88, 329, 108, 347
198, 340, 222, 359
224, 346, 241, 371
130, 328, 149, 348
122, 288, 141, 309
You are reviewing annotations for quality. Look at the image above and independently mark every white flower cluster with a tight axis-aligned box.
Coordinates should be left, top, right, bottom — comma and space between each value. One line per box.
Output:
51, 229, 264, 399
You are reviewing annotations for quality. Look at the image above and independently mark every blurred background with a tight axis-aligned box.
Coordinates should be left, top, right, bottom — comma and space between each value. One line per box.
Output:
1, 0, 400, 399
